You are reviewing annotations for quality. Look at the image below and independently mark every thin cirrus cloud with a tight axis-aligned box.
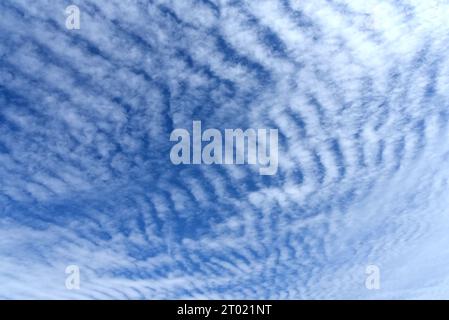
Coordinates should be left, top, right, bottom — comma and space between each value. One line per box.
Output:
0, 0, 449, 299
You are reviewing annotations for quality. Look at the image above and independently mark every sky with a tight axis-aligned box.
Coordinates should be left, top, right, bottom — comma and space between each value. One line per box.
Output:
1, 0, 449, 299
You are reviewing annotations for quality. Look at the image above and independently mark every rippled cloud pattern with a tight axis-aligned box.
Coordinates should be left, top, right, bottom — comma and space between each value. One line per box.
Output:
1, 0, 449, 299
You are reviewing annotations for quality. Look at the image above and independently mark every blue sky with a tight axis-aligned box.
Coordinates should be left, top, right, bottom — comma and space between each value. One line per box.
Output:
1, 0, 449, 299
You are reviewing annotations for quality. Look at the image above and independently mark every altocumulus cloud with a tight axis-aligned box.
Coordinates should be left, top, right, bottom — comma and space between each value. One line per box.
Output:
1, 0, 449, 299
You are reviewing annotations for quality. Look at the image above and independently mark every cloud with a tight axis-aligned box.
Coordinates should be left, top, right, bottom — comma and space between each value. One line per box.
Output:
1, 0, 449, 299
